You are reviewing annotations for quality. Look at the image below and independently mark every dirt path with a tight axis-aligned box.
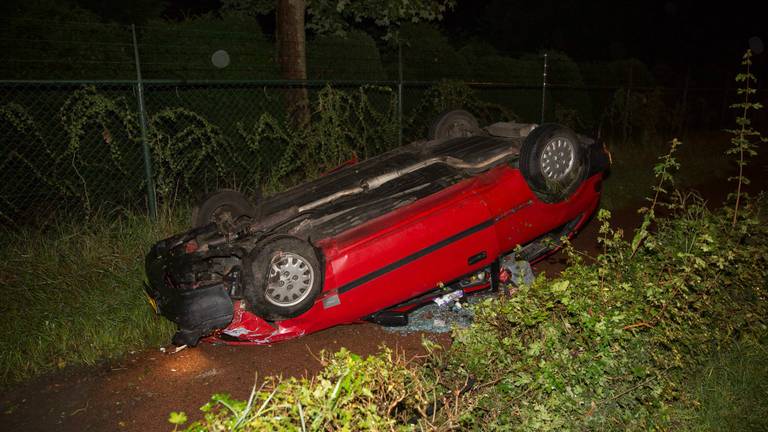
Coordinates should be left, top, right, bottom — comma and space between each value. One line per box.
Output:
2, 152, 764, 432
1, 325, 451, 432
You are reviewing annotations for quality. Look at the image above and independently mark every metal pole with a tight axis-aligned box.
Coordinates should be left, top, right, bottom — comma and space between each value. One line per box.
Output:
397, 39, 403, 146
131, 24, 158, 220
540, 53, 548, 124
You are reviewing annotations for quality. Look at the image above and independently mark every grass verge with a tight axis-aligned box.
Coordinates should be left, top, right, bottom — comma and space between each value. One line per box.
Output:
0, 207, 186, 386
686, 336, 768, 431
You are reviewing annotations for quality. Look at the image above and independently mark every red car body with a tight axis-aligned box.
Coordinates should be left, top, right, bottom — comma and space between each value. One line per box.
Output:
145, 123, 608, 346
220, 169, 601, 344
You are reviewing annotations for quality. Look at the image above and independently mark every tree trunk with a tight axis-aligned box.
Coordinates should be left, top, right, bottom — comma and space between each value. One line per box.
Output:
276, 0, 309, 125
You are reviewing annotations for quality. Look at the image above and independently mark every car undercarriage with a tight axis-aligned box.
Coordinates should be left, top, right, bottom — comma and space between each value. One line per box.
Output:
145, 119, 609, 346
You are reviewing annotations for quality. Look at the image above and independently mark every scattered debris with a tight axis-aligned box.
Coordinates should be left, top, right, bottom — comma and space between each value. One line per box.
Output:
195, 368, 220, 380
160, 345, 187, 355
501, 256, 535, 286
382, 292, 492, 334
69, 402, 88, 416
433, 290, 464, 307
384, 259, 534, 334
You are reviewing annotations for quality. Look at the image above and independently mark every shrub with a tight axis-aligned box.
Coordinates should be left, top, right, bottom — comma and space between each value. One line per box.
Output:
139, 12, 279, 81
174, 348, 433, 431
534, 51, 594, 128
384, 23, 470, 81
439, 193, 767, 429
0, 83, 400, 224
308, 31, 387, 81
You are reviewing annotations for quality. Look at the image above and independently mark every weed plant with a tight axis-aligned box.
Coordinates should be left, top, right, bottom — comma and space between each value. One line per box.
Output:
725, 49, 767, 226
599, 132, 730, 211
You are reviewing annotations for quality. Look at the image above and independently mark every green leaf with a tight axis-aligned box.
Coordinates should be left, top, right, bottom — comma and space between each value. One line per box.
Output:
168, 411, 188, 425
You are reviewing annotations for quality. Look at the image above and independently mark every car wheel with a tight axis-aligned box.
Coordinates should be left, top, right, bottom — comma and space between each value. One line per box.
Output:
519, 124, 587, 203
243, 237, 323, 320
428, 109, 480, 140
191, 189, 258, 228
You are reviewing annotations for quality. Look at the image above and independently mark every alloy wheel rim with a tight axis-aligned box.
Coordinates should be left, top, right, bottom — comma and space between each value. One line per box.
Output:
540, 137, 575, 181
265, 252, 314, 307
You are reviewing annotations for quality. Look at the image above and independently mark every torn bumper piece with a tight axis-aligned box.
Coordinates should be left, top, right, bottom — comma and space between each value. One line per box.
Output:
163, 284, 233, 346
145, 242, 235, 346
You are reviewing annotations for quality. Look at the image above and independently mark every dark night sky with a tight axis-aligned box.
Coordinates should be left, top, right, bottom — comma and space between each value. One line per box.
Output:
441, 0, 765, 67
162, 0, 764, 67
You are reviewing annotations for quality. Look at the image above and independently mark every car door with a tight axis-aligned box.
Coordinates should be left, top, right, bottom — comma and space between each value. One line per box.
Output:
316, 176, 500, 322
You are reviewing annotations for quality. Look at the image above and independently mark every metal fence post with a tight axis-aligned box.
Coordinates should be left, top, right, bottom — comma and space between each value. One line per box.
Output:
540, 52, 548, 124
397, 39, 403, 146
131, 24, 158, 220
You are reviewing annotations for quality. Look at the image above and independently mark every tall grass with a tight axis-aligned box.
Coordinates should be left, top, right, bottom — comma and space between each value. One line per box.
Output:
0, 207, 187, 386
687, 337, 768, 431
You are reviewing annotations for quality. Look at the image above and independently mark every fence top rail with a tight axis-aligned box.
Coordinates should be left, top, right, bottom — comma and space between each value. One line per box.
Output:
0, 79, 752, 93
0, 79, 400, 86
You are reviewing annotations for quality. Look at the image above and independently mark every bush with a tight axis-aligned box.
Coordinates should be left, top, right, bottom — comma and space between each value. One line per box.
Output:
308, 31, 387, 81
457, 42, 544, 122
534, 51, 594, 128
0, 0, 131, 79
440, 194, 767, 429
384, 23, 470, 81
139, 12, 279, 81
0, 83, 400, 223
579, 59, 655, 89
173, 348, 433, 431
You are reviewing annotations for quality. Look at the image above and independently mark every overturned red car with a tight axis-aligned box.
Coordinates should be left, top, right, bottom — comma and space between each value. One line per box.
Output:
145, 116, 609, 346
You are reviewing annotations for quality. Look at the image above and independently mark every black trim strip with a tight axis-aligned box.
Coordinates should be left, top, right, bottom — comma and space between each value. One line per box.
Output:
337, 218, 495, 294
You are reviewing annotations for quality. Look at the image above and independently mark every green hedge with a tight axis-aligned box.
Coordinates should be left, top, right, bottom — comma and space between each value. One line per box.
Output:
308, 31, 387, 81
139, 13, 278, 80
385, 23, 470, 81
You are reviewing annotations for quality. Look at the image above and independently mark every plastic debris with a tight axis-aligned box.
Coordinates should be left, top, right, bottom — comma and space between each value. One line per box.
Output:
160, 344, 187, 355
501, 255, 535, 286
433, 290, 464, 307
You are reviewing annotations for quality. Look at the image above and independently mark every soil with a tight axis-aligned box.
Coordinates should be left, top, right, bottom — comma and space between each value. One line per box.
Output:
2, 145, 765, 432
1, 325, 451, 432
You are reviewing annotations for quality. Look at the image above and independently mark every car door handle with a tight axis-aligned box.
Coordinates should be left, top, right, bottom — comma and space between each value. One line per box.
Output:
467, 251, 487, 265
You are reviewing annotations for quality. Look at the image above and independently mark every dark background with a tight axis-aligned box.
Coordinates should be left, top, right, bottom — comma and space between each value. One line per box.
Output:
4, 0, 765, 73
171, 0, 766, 77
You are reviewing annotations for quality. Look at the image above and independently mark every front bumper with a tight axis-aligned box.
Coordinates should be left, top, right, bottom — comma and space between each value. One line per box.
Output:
144, 229, 238, 346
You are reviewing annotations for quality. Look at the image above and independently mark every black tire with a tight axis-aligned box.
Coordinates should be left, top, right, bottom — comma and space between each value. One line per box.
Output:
191, 189, 258, 228
519, 124, 588, 203
242, 237, 323, 320
428, 109, 480, 140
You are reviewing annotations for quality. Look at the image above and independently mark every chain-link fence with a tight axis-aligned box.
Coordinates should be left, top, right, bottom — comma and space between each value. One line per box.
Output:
0, 80, 400, 225
2, 18, 762, 227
